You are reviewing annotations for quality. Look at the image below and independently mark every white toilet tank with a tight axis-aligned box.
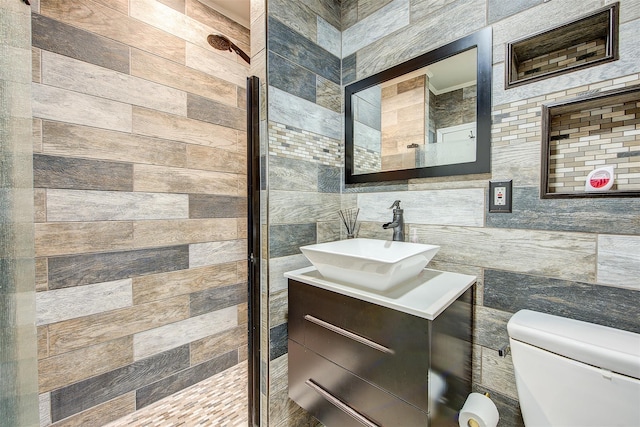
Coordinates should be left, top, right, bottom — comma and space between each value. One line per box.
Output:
507, 309, 640, 427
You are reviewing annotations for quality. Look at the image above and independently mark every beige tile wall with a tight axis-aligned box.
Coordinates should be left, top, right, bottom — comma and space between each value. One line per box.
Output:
31, 0, 250, 425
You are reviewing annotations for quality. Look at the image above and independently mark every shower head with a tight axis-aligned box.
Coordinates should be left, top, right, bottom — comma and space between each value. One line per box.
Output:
207, 34, 250, 64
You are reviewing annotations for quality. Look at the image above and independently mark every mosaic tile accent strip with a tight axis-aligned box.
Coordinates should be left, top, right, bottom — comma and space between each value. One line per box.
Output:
548, 98, 640, 192
268, 122, 342, 168
516, 38, 608, 80
354, 145, 381, 174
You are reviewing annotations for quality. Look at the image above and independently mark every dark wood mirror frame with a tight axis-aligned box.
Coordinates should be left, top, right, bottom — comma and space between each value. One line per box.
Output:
344, 27, 493, 184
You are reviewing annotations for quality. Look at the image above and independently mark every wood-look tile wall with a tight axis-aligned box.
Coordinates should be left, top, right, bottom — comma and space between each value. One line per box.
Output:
31, 0, 249, 424
263, 0, 640, 426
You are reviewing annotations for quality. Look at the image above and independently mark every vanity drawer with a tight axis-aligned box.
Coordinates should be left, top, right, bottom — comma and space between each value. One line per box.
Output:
289, 280, 430, 411
289, 340, 429, 427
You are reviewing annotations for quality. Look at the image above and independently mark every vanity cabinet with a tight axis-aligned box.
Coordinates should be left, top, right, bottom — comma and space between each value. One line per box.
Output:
287, 271, 474, 427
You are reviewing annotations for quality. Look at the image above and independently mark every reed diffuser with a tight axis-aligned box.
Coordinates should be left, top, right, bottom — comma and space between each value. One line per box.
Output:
338, 208, 360, 239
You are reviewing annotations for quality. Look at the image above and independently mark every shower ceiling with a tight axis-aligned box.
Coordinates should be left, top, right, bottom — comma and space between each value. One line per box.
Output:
199, 0, 250, 28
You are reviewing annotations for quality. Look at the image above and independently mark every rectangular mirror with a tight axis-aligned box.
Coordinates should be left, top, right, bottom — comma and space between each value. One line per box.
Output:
345, 28, 492, 184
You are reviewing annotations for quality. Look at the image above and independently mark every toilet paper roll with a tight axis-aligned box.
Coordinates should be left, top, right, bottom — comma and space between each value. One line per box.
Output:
458, 392, 499, 427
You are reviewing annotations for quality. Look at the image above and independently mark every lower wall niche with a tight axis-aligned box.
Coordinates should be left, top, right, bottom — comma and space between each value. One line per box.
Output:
541, 84, 640, 198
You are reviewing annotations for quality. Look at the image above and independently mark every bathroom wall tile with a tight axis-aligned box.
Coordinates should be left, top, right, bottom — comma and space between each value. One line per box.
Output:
473, 384, 524, 427
39, 393, 51, 427
186, 140, 246, 174
133, 218, 237, 248
268, 51, 316, 103
356, 0, 485, 79
49, 392, 136, 427
343, 180, 409, 193
50, 346, 190, 422
269, 190, 342, 224
487, 187, 640, 235
41, 51, 187, 116
190, 283, 247, 317
303, 0, 341, 29
317, 220, 341, 243
134, 164, 239, 196
487, 0, 543, 24
188, 194, 247, 218
34, 188, 46, 223
484, 269, 640, 334
342, 53, 357, 85
185, 43, 248, 88
411, 225, 596, 282
186, 0, 250, 51
318, 164, 341, 193
133, 262, 237, 304
268, 254, 311, 294
48, 296, 189, 355
136, 350, 238, 409
38, 336, 133, 393
187, 93, 246, 131
316, 16, 340, 57
133, 306, 237, 360
341, 0, 358, 29
36, 279, 133, 326
473, 306, 512, 351
358, 189, 485, 227
269, 322, 288, 361
132, 106, 238, 150
342, 0, 410, 58
269, 288, 288, 327
37, 326, 48, 359
46, 190, 189, 222
269, 156, 319, 192
33, 154, 133, 192
190, 325, 247, 365
42, 121, 187, 168
189, 239, 247, 268
48, 245, 189, 290
268, 0, 317, 43
158, 0, 184, 13
32, 13, 130, 74
316, 76, 341, 114
480, 348, 517, 399
268, 17, 340, 84
131, 48, 237, 107
597, 234, 640, 290
40, 0, 185, 64
269, 223, 317, 258
32, 84, 132, 132
35, 221, 134, 257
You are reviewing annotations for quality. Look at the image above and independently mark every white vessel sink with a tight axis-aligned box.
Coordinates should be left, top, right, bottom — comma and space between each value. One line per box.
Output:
299, 238, 440, 291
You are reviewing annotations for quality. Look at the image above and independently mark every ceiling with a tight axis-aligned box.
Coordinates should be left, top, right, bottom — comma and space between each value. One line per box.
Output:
199, 0, 251, 28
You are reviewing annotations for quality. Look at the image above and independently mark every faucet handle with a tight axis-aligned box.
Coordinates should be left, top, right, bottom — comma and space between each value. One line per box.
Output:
389, 200, 401, 209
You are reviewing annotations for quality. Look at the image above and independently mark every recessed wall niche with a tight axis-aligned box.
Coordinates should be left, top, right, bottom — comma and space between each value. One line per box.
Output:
506, 3, 619, 89
541, 85, 640, 199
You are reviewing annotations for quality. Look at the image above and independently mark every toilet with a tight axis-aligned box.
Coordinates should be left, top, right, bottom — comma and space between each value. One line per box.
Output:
507, 309, 640, 427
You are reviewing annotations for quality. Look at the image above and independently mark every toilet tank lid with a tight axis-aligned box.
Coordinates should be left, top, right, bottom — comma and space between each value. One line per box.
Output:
507, 310, 640, 380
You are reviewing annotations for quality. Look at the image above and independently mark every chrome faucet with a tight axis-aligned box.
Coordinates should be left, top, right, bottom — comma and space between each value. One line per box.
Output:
382, 200, 404, 242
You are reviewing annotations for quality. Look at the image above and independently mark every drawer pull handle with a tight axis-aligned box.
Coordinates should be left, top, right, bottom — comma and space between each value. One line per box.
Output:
305, 379, 380, 427
304, 315, 395, 355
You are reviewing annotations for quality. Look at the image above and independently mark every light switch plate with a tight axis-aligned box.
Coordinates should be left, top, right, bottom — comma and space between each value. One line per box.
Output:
489, 180, 512, 213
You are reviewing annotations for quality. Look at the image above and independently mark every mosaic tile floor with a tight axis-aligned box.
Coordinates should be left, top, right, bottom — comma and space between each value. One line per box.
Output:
106, 363, 248, 427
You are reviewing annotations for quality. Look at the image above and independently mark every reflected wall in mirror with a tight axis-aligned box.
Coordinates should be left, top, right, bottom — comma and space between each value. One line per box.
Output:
345, 28, 492, 184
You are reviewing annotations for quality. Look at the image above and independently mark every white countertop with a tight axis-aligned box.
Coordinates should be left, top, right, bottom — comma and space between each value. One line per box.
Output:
284, 266, 476, 320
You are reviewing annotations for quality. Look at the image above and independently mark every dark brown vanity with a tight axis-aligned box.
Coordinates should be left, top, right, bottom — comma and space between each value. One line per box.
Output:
286, 267, 475, 426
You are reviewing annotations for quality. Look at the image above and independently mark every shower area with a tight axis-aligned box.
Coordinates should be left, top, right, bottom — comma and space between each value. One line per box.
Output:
1, 0, 267, 425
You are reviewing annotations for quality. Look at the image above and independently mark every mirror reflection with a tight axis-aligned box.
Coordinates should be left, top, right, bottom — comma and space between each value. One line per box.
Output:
352, 49, 478, 175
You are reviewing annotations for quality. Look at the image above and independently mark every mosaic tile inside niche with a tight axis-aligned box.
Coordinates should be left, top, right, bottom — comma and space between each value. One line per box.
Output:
517, 38, 608, 80
548, 99, 640, 193
268, 122, 342, 168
